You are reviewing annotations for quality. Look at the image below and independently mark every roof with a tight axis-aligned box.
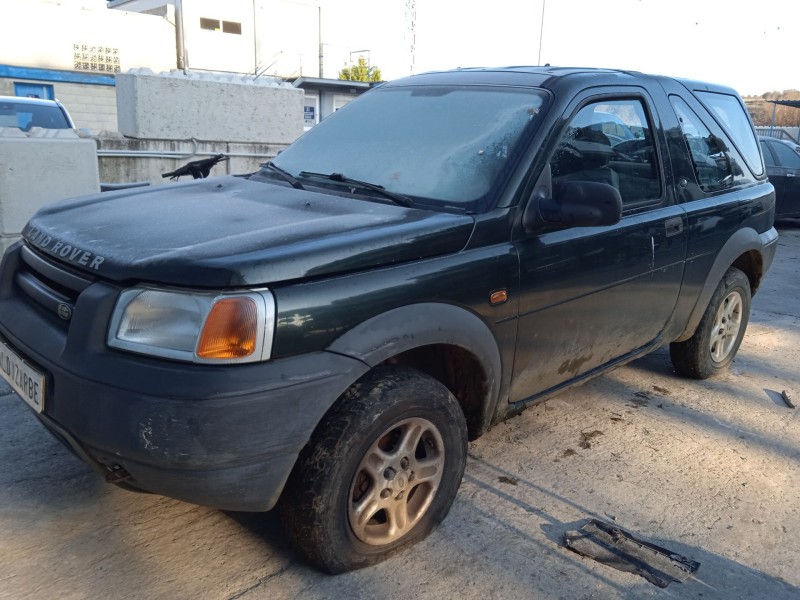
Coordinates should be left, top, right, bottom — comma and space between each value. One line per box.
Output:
0, 95, 63, 107
376, 66, 740, 98
292, 77, 375, 94
768, 100, 800, 109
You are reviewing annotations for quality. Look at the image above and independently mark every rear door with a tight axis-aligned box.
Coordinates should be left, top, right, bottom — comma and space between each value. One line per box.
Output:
510, 87, 687, 402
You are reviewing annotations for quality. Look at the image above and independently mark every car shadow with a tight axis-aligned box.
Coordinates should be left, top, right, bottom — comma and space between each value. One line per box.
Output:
465, 456, 799, 599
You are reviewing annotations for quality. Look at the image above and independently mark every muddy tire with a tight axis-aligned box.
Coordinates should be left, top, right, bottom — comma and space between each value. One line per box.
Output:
279, 366, 468, 573
670, 267, 751, 379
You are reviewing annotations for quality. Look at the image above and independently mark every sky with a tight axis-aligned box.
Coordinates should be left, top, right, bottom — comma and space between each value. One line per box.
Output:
324, 0, 798, 96
71, 0, 798, 95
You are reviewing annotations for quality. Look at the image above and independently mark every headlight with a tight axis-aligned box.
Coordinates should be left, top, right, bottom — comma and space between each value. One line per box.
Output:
108, 287, 275, 364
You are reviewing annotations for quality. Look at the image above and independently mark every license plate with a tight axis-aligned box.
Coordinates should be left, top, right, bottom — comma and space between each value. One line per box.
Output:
0, 339, 46, 413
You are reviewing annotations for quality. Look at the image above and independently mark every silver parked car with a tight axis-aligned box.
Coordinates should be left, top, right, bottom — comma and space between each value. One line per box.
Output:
0, 96, 75, 131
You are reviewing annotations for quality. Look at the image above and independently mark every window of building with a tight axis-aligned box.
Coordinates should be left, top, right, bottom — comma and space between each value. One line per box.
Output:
200, 18, 242, 35
13, 82, 54, 100
222, 21, 242, 35
200, 18, 219, 31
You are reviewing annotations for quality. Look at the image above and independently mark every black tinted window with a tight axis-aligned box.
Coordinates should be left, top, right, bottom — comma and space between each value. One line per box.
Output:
551, 99, 660, 207
695, 91, 763, 177
0, 101, 70, 130
670, 96, 754, 193
760, 141, 776, 167
769, 140, 800, 169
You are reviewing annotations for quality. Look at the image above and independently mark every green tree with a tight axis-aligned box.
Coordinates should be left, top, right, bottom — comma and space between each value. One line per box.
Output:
338, 57, 382, 82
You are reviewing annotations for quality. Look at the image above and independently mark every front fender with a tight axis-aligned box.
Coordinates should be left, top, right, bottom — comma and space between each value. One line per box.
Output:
327, 302, 503, 430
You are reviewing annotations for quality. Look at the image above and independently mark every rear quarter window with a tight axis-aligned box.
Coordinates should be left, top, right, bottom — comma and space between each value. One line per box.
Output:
670, 96, 755, 193
694, 91, 763, 177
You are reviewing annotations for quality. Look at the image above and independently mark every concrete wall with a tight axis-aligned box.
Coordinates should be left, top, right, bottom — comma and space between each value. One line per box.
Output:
0, 128, 99, 254
116, 70, 304, 143
51, 83, 118, 133
94, 134, 287, 185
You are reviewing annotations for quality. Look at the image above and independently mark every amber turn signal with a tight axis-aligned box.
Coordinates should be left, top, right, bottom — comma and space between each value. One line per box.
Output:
197, 297, 259, 359
489, 289, 508, 305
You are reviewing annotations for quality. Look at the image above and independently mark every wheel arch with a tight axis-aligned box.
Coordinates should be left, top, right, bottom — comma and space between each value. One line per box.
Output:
675, 227, 765, 343
326, 303, 503, 439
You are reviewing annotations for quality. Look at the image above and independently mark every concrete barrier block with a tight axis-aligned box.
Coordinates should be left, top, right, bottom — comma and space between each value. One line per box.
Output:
116, 71, 304, 144
0, 128, 99, 251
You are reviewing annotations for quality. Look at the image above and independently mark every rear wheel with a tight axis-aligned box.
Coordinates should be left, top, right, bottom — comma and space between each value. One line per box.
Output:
670, 267, 751, 379
280, 366, 467, 573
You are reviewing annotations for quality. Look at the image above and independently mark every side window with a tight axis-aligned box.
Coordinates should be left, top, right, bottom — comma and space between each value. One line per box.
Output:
670, 96, 754, 193
769, 140, 800, 169
550, 99, 660, 207
695, 91, 763, 177
760, 141, 776, 167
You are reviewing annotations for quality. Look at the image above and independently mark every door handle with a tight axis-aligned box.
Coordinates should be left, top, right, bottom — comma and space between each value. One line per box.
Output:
665, 217, 684, 237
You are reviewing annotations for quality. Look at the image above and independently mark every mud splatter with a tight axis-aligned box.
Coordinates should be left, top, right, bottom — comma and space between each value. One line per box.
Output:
579, 430, 604, 449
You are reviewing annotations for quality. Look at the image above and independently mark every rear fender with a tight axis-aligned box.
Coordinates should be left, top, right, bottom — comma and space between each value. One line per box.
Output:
676, 227, 776, 342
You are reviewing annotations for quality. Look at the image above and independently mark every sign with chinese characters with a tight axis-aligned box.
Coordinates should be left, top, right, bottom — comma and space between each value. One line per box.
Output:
73, 44, 121, 73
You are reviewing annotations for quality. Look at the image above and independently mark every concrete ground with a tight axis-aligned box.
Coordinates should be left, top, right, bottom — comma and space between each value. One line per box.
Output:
1, 225, 798, 600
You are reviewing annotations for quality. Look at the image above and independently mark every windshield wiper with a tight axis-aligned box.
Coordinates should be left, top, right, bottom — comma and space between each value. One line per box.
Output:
260, 162, 305, 190
298, 171, 414, 208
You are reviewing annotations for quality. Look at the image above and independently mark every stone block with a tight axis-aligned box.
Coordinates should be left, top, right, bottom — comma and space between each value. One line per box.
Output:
0, 128, 99, 250
116, 71, 304, 144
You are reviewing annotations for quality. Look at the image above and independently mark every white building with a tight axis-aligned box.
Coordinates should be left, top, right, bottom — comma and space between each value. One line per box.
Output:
0, 0, 382, 133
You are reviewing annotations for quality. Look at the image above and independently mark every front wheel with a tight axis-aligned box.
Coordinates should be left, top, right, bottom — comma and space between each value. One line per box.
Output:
279, 366, 468, 573
670, 267, 751, 379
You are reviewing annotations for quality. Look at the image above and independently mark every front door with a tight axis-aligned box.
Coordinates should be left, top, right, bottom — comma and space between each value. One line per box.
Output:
510, 93, 686, 402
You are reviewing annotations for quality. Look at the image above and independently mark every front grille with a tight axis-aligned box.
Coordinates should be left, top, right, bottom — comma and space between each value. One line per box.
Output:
16, 245, 94, 326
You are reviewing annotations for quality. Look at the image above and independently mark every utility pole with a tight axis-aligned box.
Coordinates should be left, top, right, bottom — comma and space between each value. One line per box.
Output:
175, 0, 187, 72
538, 0, 546, 66
405, 0, 416, 74
318, 5, 323, 78
252, 0, 259, 76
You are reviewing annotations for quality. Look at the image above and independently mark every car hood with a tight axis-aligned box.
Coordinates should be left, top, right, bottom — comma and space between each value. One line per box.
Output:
22, 176, 475, 287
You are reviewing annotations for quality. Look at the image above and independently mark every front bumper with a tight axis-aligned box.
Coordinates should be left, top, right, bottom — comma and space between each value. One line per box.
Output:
0, 244, 368, 511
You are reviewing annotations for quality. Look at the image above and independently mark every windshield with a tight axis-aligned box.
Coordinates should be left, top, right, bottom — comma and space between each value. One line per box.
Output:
270, 85, 548, 212
0, 101, 71, 130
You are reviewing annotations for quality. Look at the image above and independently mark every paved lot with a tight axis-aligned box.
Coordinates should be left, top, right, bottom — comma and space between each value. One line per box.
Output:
1, 225, 799, 600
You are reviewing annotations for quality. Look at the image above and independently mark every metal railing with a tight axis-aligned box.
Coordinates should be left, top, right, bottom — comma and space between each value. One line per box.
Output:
755, 127, 799, 143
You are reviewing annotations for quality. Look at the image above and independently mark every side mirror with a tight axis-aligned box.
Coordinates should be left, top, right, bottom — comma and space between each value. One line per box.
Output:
523, 180, 622, 230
